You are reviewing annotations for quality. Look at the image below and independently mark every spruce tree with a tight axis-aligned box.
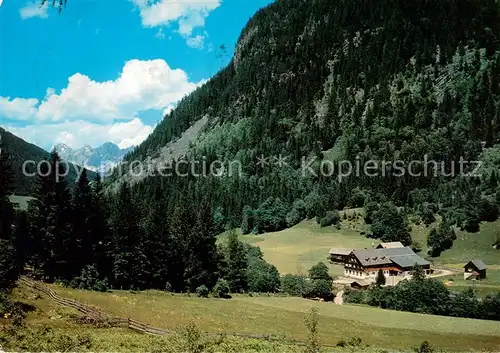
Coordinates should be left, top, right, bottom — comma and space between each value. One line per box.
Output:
0, 146, 20, 291
142, 196, 171, 289
110, 183, 149, 289
91, 174, 112, 280
168, 196, 193, 291
71, 168, 94, 277
28, 150, 72, 281
184, 199, 219, 291
226, 230, 248, 292
375, 269, 386, 287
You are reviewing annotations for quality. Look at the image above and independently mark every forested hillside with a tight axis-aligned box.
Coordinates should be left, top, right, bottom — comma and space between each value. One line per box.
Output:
0, 128, 96, 195
6, 0, 500, 295
117, 0, 500, 239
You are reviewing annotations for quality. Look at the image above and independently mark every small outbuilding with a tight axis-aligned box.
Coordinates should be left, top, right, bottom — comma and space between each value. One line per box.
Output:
349, 279, 371, 290
463, 260, 487, 280
376, 241, 405, 249
328, 248, 353, 264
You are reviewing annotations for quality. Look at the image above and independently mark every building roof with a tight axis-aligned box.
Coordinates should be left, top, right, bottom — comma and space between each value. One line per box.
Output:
352, 247, 414, 266
390, 254, 430, 268
329, 248, 353, 256
350, 279, 371, 287
376, 241, 405, 249
351, 247, 429, 269
464, 259, 487, 271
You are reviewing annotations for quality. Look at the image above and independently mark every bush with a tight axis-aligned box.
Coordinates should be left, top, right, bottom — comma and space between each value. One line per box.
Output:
419, 205, 436, 225
195, 285, 209, 298
343, 288, 365, 304
348, 188, 367, 208
364, 201, 379, 224
427, 223, 456, 257
247, 259, 280, 293
281, 274, 307, 296
302, 279, 332, 299
212, 279, 230, 298
319, 210, 340, 227
478, 197, 500, 222
286, 208, 302, 227
70, 265, 109, 292
304, 308, 319, 353
308, 262, 332, 281
414, 341, 434, 353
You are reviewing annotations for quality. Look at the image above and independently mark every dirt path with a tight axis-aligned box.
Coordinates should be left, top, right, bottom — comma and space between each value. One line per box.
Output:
428, 268, 456, 278
334, 290, 344, 305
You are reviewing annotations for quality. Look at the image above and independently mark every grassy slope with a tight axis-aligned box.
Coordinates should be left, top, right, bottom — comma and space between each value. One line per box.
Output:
27, 283, 500, 352
219, 214, 373, 277
225, 215, 500, 272
436, 221, 500, 266
9, 286, 304, 353
221, 214, 500, 297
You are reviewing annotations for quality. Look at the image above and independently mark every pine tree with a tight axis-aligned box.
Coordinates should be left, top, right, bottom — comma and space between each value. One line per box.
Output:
28, 150, 72, 281
167, 196, 193, 291
375, 269, 386, 286
110, 183, 149, 289
0, 146, 20, 292
71, 168, 94, 277
90, 174, 112, 281
184, 199, 220, 292
226, 230, 248, 292
142, 197, 171, 289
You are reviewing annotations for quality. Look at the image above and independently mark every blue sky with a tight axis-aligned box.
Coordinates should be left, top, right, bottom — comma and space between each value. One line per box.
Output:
0, 0, 272, 150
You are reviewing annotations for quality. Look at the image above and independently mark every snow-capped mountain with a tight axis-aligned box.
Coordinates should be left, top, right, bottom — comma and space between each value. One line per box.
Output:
54, 142, 133, 173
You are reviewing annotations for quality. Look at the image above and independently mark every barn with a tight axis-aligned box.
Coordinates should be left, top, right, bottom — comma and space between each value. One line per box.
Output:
463, 260, 487, 280
328, 248, 353, 264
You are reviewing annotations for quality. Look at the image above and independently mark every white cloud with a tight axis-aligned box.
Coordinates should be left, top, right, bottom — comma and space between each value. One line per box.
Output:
132, 0, 220, 48
2, 59, 205, 150
0, 97, 39, 120
0, 0, 4, 7
1, 59, 203, 123
20, 1, 49, 19
6, 118, 153, 150
186, 34, 205, 49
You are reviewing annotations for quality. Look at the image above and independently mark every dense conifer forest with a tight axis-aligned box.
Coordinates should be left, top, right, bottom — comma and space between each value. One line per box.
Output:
116, 0, 500, 241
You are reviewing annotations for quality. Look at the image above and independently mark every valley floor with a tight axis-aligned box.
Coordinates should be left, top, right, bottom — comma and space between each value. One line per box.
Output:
10, 281, 500, 352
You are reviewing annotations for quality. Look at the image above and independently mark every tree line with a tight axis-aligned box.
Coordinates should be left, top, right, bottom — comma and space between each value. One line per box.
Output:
0, 148, 285, 295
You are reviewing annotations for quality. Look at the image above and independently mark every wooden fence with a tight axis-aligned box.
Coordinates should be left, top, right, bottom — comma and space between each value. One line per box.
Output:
18, 277, 337, 348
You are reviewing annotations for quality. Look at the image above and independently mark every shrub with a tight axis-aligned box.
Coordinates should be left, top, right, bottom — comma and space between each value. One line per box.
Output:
286, 208, 302, 227
212, 279, 230, 298
363, 201, 379, 224
419, 205, 436, 225
319, 210, 340, 227
343, 288, 365, 304
181, 321, 205, 353
414, 341, 434, 353
348, 188, 367, 208
478, 197, 500, 222
195, 285, 209, 298
281, 274, 307, 296
247, 259, 280, 293
70, 265, 109, 292
302, 279, 332, 299
304, 308, 320, 353
308, 262, 332, 281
